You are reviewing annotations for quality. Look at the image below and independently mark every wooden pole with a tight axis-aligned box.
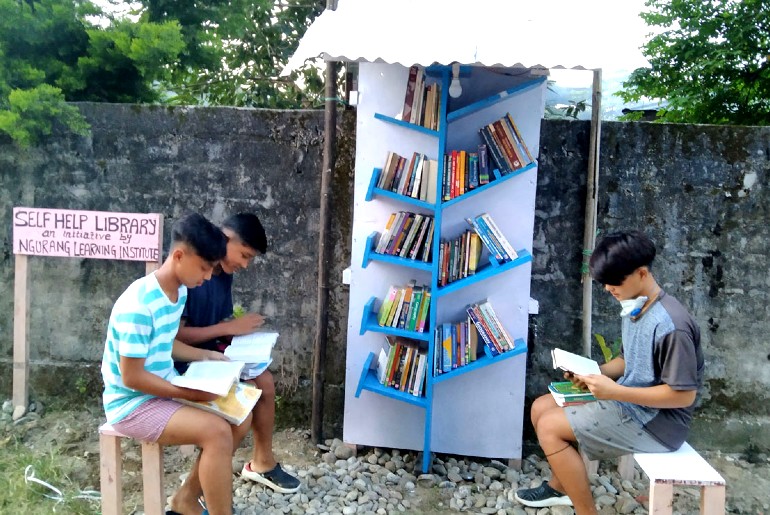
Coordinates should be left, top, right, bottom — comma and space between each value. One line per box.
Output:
311, 0, 339, 445
12, 254, 30, 416
581, 69, 602, 357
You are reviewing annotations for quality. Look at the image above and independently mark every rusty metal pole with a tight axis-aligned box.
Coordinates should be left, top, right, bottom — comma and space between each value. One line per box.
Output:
311, 0, 339, 445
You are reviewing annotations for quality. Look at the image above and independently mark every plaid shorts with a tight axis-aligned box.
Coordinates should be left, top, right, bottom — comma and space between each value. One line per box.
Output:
111, 397, 184, 442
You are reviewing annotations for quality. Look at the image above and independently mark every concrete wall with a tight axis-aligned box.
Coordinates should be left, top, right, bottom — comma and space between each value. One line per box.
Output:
1, 104, 767, 450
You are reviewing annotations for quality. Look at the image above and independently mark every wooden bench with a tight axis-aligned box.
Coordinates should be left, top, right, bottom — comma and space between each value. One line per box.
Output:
99, 423, 166, 515
583, 443, 726, 514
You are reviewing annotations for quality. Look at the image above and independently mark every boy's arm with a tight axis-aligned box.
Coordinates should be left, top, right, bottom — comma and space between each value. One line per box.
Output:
171, 339, 229, 362
176, 314, 266, 346
599, 356, 625, 379
579, 374, 697, 408
120, 356, 218, 402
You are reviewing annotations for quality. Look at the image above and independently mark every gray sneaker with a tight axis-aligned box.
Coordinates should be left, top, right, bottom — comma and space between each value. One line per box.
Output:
241, 462, 300, 494
515, 483, 573, 507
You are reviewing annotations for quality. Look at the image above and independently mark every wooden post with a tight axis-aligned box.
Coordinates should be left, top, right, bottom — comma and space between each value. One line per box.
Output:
311, 0, 339, 445
141, 442, 165, 515
581, 69, 602, 357
12, 254, 30, 415
99, 433, 123, 515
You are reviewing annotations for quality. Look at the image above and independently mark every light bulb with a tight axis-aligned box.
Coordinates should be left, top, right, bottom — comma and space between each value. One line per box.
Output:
449, 63, 462, 98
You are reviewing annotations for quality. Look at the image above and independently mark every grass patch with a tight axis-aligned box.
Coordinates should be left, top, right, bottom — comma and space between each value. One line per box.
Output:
0, 433, 100, 514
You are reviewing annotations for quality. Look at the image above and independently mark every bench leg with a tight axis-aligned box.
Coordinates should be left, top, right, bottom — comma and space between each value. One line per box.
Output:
99, 434, 123, 515
649, 480, 674, 514
700, 484, 726, 515
617, 454, 635, 481
141, 442, 165, 515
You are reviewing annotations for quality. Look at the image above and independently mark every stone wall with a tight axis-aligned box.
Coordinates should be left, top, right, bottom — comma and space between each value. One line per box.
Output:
1, 104, 767, 450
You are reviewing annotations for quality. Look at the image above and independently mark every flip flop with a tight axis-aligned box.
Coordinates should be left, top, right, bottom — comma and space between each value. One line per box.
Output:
165, 511, 209, 515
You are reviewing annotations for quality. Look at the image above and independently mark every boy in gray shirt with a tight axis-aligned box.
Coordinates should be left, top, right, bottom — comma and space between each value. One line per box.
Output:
516, 230, 704, 513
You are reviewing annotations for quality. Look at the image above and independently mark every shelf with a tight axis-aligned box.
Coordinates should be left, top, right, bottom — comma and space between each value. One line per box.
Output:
355, 352, 429, 409
374, 113, 440, 138
362, 232, 433, 272
434, 249, 532, 298
441, 162, 536, 210
446, 77, 547, 123
433, 338, 527, 385
360, 296, 432, 341
366, 168, 436, 210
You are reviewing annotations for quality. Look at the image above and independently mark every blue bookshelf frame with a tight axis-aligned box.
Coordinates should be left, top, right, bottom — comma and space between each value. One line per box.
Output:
374, 113, 440, 138
440, 162, 536, 209
432, 338, 527, 384
434, 249, 532, 298
359, 296, 432, 341
446, 77, 547, 123
366, 168, 436, 210
355, 352, 429, 409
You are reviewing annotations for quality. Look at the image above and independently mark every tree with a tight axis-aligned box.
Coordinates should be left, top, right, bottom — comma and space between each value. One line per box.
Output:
0, 0, 185, 145
137, 0, 327, 108
618, 0, 770, 125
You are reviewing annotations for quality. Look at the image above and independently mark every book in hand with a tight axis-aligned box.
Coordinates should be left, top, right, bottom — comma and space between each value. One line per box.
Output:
548, 381, 596, 407
551, 348, 601, 376
225, 331, 278, 379
177, 382, 262, 425
170, 360, 246, 397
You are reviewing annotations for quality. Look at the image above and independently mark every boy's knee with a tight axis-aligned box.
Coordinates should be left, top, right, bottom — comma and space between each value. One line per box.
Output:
255, 371, 275, 397
201, 418, 234, 448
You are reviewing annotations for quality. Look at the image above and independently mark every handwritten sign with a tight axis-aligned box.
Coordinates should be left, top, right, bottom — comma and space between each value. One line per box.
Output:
13, 207, 162, 262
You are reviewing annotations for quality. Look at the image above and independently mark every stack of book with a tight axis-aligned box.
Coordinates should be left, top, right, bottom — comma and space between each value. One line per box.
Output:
479, 112, 533, 175
401, 65, 441, 131
376, 280, 431, 333
437, 230, 482, 286
376, 336, 428, 396
442, 145, 492, 201
548, 381, 597, 407
433, 318, 480, 375
465, 213, 518, 263
465, 300, 515, 356
377, 150, 439, 204
376, 211, 435, 262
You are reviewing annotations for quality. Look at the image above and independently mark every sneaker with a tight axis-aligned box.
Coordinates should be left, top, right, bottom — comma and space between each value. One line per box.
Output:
241, 462, 300, 493
514, 482, 573, 507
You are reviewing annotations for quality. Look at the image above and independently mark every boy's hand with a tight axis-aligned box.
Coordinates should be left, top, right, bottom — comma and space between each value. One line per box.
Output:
228, 313, 266, 335
177, 387, 220, 403
577, 373, 618, 400
565, 371, 590, 391
202, 350, 229, 361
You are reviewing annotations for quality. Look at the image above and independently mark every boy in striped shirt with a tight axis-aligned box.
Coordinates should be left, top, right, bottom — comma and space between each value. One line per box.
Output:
101, 212, 249, 515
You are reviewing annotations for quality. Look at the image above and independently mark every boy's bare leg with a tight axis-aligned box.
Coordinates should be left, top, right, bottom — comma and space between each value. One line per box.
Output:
158, 407, 251, 515
248, 371, 277, 471
534, 407, 597, 515
530, 393, 559, 428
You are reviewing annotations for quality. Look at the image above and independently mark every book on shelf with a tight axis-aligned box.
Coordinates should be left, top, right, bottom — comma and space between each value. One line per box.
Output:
376, 281, 431, 331
478, 112, 533, 175
551, 348, 602, 376
177, 382, 261, 425
434, 319, 482, 374
376, 336, 428, 396
465, 300, 515, 356
224, 330, 278, 379
376, 211, 434, 261
170, 360, 246, 397
465, 213, 517, 264
548, 381, 596, 407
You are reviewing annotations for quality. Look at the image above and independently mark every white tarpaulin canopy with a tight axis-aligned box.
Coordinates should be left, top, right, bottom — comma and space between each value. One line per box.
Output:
283, 0, 651, 75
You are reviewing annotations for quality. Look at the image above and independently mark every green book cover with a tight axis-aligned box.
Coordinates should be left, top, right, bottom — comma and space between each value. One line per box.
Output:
549, 381, 596, 401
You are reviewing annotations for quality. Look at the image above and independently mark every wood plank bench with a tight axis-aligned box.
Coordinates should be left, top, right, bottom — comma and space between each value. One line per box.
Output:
583, 443, 726, 514
99, 423, 166, 515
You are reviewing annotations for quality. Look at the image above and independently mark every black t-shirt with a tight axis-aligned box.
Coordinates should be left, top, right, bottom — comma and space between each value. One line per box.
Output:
174, 271, 234, 373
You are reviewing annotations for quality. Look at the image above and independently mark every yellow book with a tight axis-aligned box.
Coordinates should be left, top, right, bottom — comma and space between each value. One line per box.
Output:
177, 382, 261, 425
468, 233, 481, 275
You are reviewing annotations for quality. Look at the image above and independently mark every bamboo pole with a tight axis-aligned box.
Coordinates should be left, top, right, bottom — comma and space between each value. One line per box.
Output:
581, 69, 602, 357
311, 0, 339, 445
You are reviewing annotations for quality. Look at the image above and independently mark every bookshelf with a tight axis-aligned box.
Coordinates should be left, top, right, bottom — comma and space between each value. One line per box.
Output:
345, 62, 546, 472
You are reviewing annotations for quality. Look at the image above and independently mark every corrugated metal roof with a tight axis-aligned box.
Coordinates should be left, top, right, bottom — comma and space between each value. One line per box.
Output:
283, 0, 651, 75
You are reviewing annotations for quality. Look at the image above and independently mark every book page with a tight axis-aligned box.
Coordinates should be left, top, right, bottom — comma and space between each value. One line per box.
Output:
170, 361, 244, 397
551, 348, 601, 376
226, 331, 279, 363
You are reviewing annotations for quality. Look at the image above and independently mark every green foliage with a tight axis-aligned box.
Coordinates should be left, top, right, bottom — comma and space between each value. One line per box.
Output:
139, 0, 327, 107
0, 0, 186, 145
619, 0, 770, 125
232, 303, 246, 318
594, 333, 621, 364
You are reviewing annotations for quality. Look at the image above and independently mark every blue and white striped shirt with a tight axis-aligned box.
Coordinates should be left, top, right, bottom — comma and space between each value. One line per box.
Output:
101, 273, 187, 424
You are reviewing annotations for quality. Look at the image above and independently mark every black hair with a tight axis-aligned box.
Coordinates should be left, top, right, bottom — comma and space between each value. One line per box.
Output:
589, 230, 656, 286
171, 212, 228, 264
222, 212, 267, 254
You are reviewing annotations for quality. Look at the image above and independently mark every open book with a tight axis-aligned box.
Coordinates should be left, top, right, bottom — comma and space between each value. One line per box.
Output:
224, 331, 278, 380
551, 348, 601, 376
170, 360, 245, 397
177, 382, 262, 425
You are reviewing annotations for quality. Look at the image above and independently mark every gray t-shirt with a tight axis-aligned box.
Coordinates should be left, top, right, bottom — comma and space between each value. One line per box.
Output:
617, 291, 704, 450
